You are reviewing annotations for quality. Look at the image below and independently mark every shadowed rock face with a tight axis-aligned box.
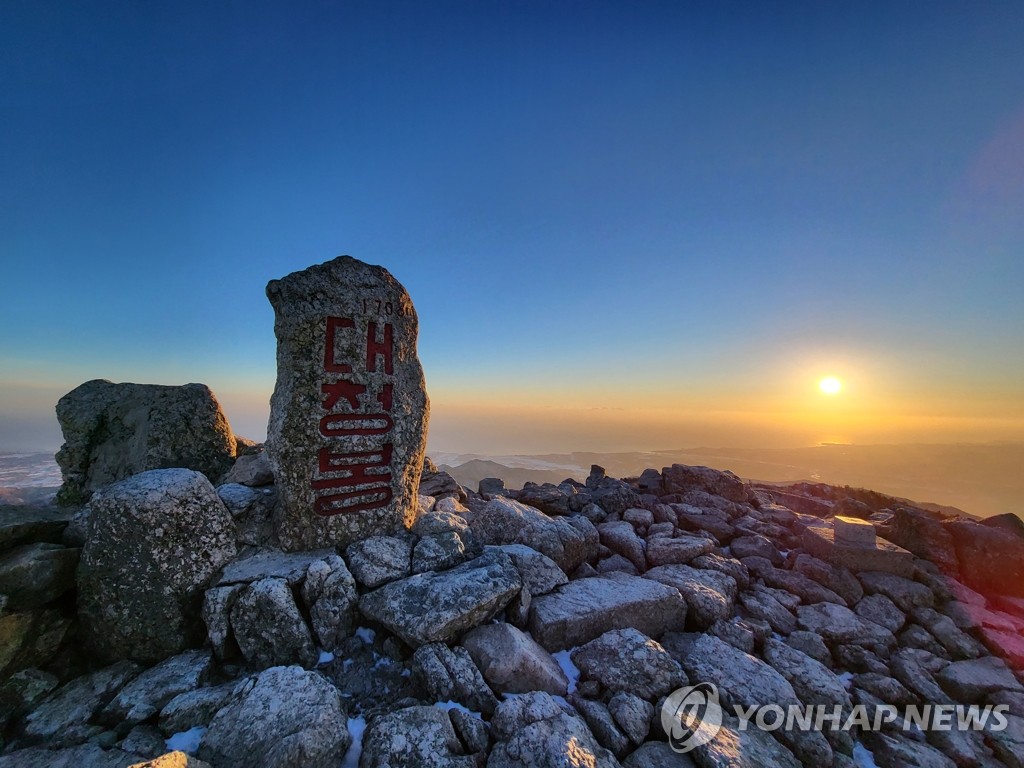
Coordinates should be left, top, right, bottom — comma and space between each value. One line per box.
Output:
265, 256, 429, 552
54, 380, 236, 505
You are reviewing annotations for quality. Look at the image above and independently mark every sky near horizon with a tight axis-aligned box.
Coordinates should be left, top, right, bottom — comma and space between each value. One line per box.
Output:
2, 1, 1023, 454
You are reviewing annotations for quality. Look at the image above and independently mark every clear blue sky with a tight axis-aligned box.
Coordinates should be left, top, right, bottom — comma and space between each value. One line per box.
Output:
2, 1, 1023, 453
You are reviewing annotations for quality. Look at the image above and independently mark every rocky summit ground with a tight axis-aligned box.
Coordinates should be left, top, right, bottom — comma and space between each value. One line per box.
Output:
2, 451, 1024, 767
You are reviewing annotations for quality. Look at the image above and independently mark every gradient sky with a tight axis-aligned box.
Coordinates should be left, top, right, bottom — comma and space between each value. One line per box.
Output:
2, 1, 1023, 454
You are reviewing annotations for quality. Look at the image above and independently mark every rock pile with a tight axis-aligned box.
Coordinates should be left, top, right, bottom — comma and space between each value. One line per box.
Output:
3, 256, 1023, 767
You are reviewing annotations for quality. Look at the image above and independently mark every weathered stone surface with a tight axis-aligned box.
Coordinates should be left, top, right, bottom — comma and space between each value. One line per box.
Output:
571, 628, 686, 700
23, 660, 141, 746
360, 705, 475, 768
345, 534, 414, 587
833, 515, 876, 547
230, 577, 317, 669
877, 507, 960, 574
199, 665, 349, 768
912, 606, 984, 660
731, 534, 782, 565
861, 731, 957, 768
678, 634, 832, 766
0, 542, 78, 610
946, 519, 1024, 598
202, 584, 243, 660
644, 564, 735, 630
0, 504, 72, 552
608, 691, 653, 746
462, 622, 568, 696
129, 753, 213, 768
0, 667, 58, 730
301, 554, 358, 650
662, 464, 750, 503
802, 522, 915, 578
0, 744, 144, 768
469, 497, 594, 572
488, 690, 619, 768
936, 656, 1024, 702
78, 469, 237, 664
0, 607, 71, 678
158, 681, 240, 735
796, 603, 897, 648
598, 521, 647, 572
759, 566, 848, 607
855, 593, 907, 634
220, 451, 274, 487
412, 531, 466, 573
215, 548, 332, 587
120, 724, 168, 760
793, 553, 863, 605
570, 695, 630, 757
486, 544, 568, 597
265, 256, 429, 552
738, 588, 797, 635
412, 642, 498, 715
691, 713, 801, 768
101, 650, 212, 727
529, 573, 687, 651
359, 549, 521, 647
55, 379, 235, 505
645, 534, 714, 568
586, 465, 642, 516
858, 570, 934, 613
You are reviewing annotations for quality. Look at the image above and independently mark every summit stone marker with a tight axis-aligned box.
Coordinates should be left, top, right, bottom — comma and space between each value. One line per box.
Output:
266, 256, 429, 551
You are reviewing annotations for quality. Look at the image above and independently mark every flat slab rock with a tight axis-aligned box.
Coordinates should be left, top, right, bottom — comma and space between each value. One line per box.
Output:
359, 549, 522, 647
215, 548, 335, 587
528, 573, 687, 652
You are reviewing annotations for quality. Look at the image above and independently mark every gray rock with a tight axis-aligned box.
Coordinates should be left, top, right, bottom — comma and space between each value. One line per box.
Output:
301, 554, 358, 650
793, 553, 863, 605
101, 649, 212, 728
158, 681, 240, 735
912, 606, 984, 660
55, 379, 236, 505
470, 497, 594, 572
623, 507, 655, 529
419, 468, 465, 500
345, 534, 414, 587
199, 665, 349, 768
662, 464, 750, 503
450, 707, 490, 754
861, 731, 956, 768
0, 744, 144, 768
412, 642, 498, 715
692, 552, 750, 590
852, 673, 917, 706
412, 505, 470, 537
586, 466, 642, 517
597, 553, 639, 575
528, 573, 687, 651
202, 584, 243, 660
0, 542, 78, 610
461, 622, 568, 696
360, 705, 475, 768
855, 593, 907, 634
0, 667, 59, 730
644, 564, 735, 630
678, 634, 832, 767
570, 695, 630, 757
77, 469, 236, 664
645, 534, 714, 568
985, 712, 1024, 768
890, 648, 953, 704
691, 713, 801, 768
215, 483, 277, 548
608, 691, 653, 745
597, 521, 647, 572
220, 451, 274, 487
487, 544, 568, 597
738, 588, 797, 635
412, 532, 466, 573
858, 570, 935, 613
785, 631, 832, 666
0, 504, 73, 551
571, 627, 686, 700
0, 607, 71, 679
359, 549, 522, 647
265, 256, 429, 552
936, 655, 1024, 702
119, 725, 167, 760
763, 638, 851, 707
230, 577, 317, 668
216, 548, 333, 586
760, 566, 848, 607
731, 534, 782, 565
797, 602, 897, 648
488, 690, 619, 767
623, 741, 698, 767
947, 518, 1024, 598
710, 616, 758, 654
899, 623, 949, 657
23, 661, 141, 746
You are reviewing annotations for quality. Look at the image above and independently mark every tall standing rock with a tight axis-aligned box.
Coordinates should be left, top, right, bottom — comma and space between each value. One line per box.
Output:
55, 380, 236, 504
266, 256, 429, 552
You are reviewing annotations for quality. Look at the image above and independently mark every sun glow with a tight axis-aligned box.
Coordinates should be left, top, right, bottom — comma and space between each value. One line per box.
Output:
819, 376, 843, 395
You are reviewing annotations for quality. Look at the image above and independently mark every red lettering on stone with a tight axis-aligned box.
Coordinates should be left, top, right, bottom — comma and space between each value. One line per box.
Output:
366, 322, 394, 374
321, 379, 366, 411
314, 486, 393, 516
316, 443, 393, 477
319, 413, 394, 436
324, 317, 355, 373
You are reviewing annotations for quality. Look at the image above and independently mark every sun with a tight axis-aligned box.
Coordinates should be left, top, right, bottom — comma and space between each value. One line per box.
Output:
819, 376, 843, 395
